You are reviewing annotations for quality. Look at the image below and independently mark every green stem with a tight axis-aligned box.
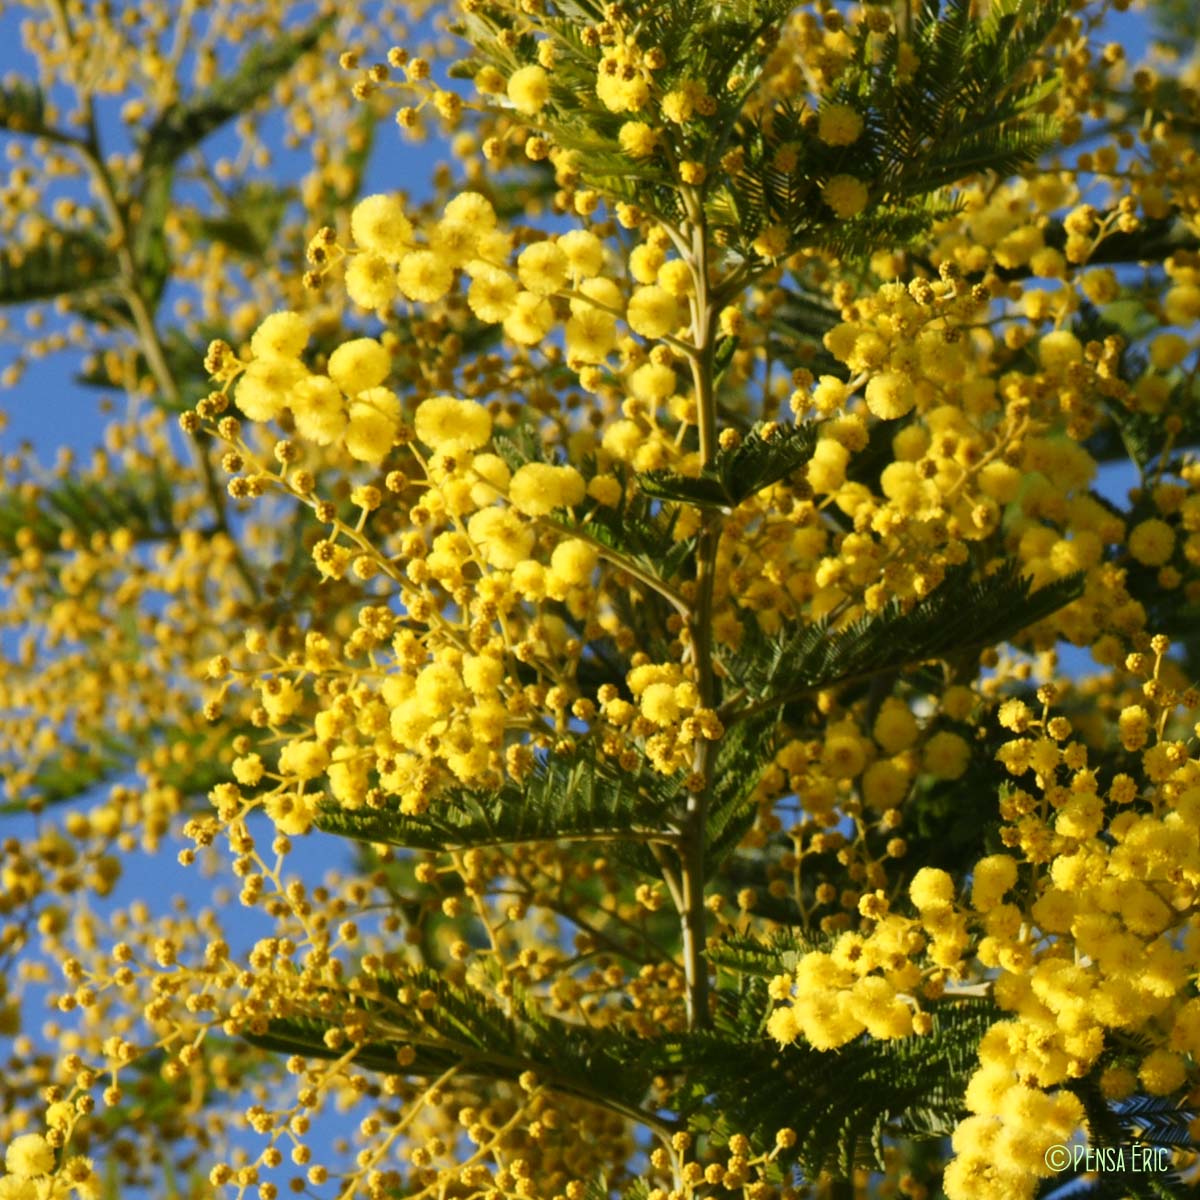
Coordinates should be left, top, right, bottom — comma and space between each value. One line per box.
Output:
678, 199, 721, 1033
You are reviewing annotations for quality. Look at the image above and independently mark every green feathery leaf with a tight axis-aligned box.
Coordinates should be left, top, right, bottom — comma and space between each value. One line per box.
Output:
638, 423, 818, 510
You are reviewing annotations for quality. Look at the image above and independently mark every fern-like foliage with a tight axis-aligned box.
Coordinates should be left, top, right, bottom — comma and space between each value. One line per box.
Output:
0, 465, 178, 556
702, 711, 779, 878
721, 562, 1083, 713
638, 422, 817, 511
246, 965, 656, 1112
138, 15, 334, 172
0, 81, 46, 135
1050, 1079, 1194, 1199
0, 230, 119, 306
315, 743, 679, 856
653, 990, 999, 1176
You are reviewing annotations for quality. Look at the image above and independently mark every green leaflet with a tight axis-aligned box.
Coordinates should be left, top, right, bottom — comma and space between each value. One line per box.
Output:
637, 422, 818, 511
315, 743, 679, 855
246, 966, 656, 1113
182, 181, 296, 259
702, 711, 779, 879
723, 561, 1084, 710
707, 928, 835, 978
0, 465, 177, 556
0, 230, 120, 306
0, 81, 46, 134
138, 15, 335, 173
654, 994, 999, 1176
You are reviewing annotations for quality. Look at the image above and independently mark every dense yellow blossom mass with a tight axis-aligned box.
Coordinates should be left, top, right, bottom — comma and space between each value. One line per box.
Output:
2, 0, 1200, 1198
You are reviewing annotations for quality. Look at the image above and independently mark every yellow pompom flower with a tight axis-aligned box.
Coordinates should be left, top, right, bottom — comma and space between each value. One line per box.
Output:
345, 388, 400, 464
1127, 518, 1175, 566
509, 463, 586, 516
235, 356, 307, 422
630, 362, 676, 402
618, 121, 657, 158
264, 791, 317, 837
467, 508, 535, 570
626, 286, 679, 338
558, 229, 605, 279
507, 64, 550, 114
1139, 1049, 1187, 1096
766, 1004, 801, 1046
1037, 329, 1083, 373
640, 682, 681, 726
873, 698, 919, 754
278, 739, 331, 780
415, 396, 492, 450
397, 250, 455, 303
565, 308, 617, 364
6, 1134, 55, 1177
865, 371, 914, 419
822, 174, 869, 218
517, 241, 569, 295
861, 760, 909, 811
350, 194, 413, 261
923, 730, 971, 780
328, 338, 390, 394
909, 867, 955, 910
971, 855, 1018, 910
291, 376, 347, 445
818, 103, 864, 146
443, 191, 497, 229
345, 252, 400, 310
468, 267, 519, 323
503, 291, 556, 346
250, 310, 311, 359
550, 538, 598, 585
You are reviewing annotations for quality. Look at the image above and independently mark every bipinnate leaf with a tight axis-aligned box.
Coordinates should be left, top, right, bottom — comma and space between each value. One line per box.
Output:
316, 743, 678, 854
725, 561, 1083, 710
139, 15, 335, 172
0, 230, 120, 305
638, 422, 818, 510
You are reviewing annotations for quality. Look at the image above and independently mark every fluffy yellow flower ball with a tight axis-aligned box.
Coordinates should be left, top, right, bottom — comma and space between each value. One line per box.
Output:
909, 867, 955, 910
443, 191, 497, 229
818, 103, 864, 146
1037, 329, 1083, 373
618, 120, 657, 158
517, 240, 569, 295
503, 292, 556, 345
640, 681, 681, 726
821, 174, 869, 218
350, 193, 414, 261
865, 371, 914, 420
345, 388, 401, 464
345, 252, 399, 310
397, 250, 454, 303
1127, 517, 1175, 566
278, 739, 331, 780
291, 376, 347, 445
251, 310, 311, 359
508, 463, 586, 516
971, 855, 1018, 910
626, 285, 679, 338
550, 538, 599, 585
507, 64, 550, 115
467, 508, 535, 570
6, 1133, 55, 1177
414, 396, 492, 450
235, 356, 307, 422
468, 268, 519, 324
922, 730, 971, 780
328, 338, 390, 394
